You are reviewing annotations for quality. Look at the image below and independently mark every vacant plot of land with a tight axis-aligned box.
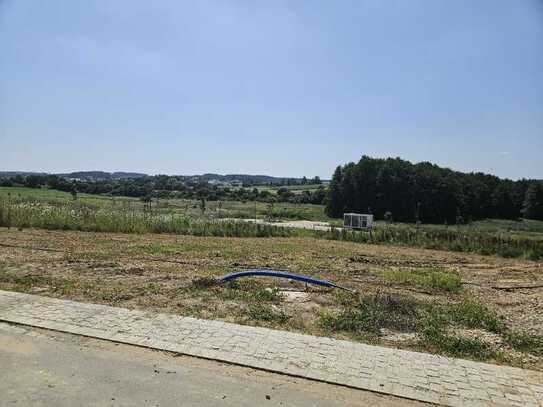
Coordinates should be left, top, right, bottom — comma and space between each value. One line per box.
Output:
0, 227, 542, 370
2, 187, 543, 262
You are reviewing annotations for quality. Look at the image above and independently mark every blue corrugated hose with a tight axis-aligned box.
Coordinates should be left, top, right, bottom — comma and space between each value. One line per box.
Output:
217, 269, 355, 292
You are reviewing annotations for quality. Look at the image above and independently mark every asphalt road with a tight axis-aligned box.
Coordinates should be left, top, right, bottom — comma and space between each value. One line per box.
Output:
0, 322, 426, 407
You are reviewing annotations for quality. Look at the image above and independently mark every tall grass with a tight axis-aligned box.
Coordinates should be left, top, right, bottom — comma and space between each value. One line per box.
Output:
319, 225, 543, 259
0, 199, 298, 237
1, 198, 542, 259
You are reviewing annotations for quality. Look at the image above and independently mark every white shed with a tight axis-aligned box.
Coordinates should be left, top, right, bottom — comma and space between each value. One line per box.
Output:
343, 213, 373, 230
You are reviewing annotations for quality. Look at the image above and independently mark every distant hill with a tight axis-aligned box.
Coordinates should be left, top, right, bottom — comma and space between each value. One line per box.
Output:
193, 173, 305, 185
0, 171, 148, 180
0, 171, 47, 177
0, 170, 325, 185
57, 171, 148, 181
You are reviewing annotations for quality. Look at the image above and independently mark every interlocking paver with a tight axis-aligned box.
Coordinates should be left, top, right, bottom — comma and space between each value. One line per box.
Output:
0, 290, 541, 406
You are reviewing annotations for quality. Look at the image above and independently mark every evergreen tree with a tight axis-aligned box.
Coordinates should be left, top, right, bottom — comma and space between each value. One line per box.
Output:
325, 166, 344, 217
340, 163, 357, 212
522, 182, 543, 220
70, 183, 78, 200
325, 156, 535, 222
491, 183, 517, 219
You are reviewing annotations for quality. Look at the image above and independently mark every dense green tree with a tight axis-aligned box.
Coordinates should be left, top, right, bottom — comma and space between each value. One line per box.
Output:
522, 182, 543, 220
325, 156, 538, 223
24, 175, 43, 188
491, 183, 517, 219
0, 178, 13, 187
325, 166, 344, 217
70, 183, 78, 200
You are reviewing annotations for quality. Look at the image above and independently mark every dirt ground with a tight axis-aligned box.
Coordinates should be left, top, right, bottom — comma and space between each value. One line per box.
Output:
0, 227, 542, 370
226, 218, 335, 231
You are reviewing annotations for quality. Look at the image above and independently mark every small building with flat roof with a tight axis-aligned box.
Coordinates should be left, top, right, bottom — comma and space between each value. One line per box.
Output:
343, 213, 373, 230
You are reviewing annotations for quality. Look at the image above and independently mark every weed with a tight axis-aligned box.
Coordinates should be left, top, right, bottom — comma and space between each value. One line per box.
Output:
220, 281, 282, 303
504, 331, 543, 356
524, 249, 543, 261
427, 334, 497, 360
0, 269, 51, 290
0, 268, 77, 295
324, 294, 506, 361
320, 292, 419, 335
184, 279, 284, 304
247, 303, 289, 324
449, 298, 505, 333
418, 309, 498, 360
51, 280, 75, 295
143, 243, 207, 255
64, 251, 116, 262
144, 282, 163, 295
190, 277, 219, 289
377, 267, 462, 293
98, 288, 136, 303
334, 290, 358, 307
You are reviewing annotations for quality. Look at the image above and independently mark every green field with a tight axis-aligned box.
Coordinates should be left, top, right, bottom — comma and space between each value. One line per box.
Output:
0, 186, 131, 204
0, 187, 328, 221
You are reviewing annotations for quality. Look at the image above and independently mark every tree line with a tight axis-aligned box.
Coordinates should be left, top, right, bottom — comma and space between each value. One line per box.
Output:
0, 174, 326, 205
325, 156, 543, 223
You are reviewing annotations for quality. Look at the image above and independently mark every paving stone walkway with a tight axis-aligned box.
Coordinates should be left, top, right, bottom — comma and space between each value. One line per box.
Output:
0, 290, 541, 406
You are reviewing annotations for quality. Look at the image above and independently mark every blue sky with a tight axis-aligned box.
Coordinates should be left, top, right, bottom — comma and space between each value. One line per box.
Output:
1, 0, 542, 179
